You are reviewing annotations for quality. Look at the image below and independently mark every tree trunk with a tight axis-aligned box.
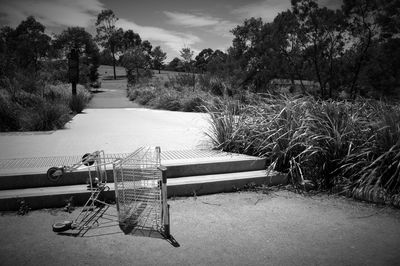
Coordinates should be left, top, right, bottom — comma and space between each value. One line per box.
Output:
112, 52, 117, 80
72, 82, 77, 96
350, 30, 372, 100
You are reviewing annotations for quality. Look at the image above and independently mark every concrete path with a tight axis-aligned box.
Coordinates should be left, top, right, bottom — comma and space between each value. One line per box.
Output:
0, 191, 399, 266
0, 78, 211, 159
87, 79, 141, 109
0, 108, 210, 158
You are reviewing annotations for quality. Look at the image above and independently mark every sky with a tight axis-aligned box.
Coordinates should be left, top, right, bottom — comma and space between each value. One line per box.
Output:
0, 0, 342, 61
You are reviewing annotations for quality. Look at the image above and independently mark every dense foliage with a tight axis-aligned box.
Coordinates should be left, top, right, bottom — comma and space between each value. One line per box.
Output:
205, 95, 400, 206
0, 17, 95, 131
191, 0, 400, 100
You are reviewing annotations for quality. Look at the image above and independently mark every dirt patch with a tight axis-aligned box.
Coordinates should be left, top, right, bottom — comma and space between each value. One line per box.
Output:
0, 191, 399, 265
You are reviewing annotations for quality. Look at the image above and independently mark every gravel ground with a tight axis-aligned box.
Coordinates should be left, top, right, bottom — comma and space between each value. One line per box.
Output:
1, 190, 399, 266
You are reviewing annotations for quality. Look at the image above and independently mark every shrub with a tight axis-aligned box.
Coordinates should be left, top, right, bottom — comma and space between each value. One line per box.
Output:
19, 103, 70, 131
182, 96, 204, 112
0, 90, 20, 131
168, 73, 195, 88
205, 94, 400, 205
12, 90, 45, 108
0, 81, 91, 132
136, 87, 157, 105
127, 87, 139, 101
155, 94, 182, 111
69, 94, 86, 113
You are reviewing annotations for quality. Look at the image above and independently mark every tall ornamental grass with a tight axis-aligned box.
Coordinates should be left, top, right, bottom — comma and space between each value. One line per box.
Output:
205, 95, 400, 206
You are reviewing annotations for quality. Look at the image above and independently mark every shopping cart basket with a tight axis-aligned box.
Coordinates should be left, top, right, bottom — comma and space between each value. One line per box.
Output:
113, 146, 170, 237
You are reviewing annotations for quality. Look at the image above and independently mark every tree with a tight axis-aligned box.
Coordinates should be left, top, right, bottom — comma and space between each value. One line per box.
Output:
342, 0, 380, 98
123, 30, 141, 51
95, 9, 121, 80
195, 48, 213, 73
206, 50, 227, 74
291, 0, 347, 98
0, 26, 18, 78
167, 57, 183, 72
180, 47, 194, 72
180, 47, 196, 90
54, 27, 100, 94
151, 46, 167, 74
99, 48, 114, 65
121, 46, 150, 83
14, 16, 51, 74
229, 17, 265, 90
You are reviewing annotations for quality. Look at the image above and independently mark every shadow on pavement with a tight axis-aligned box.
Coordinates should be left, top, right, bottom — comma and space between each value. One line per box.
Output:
56, 205, 180, 247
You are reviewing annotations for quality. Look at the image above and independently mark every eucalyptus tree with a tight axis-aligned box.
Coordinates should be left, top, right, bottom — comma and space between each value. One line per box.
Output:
152, 46, 167, 74
95, 9, 122, 80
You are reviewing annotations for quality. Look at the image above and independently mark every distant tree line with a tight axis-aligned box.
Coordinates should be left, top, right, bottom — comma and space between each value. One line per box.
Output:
167, 0, 400, 100
0, 9, 168, 91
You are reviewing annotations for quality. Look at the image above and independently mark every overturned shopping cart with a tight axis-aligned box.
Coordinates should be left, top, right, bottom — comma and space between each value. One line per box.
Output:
50, 147, 170, 238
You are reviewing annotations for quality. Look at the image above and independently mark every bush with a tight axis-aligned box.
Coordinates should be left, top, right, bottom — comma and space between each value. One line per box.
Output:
182, 96, 204, 112
205, 95, 400, 206
126, 77, 219, 113
0, 81, 91, 132
69, 93, 87, 113
136, 87, 157, 105
168, 73, 195, 88
154, 94, 182, 111
19, 103, 71, 131
12, 90, 45, 108
0, 90, 20, 131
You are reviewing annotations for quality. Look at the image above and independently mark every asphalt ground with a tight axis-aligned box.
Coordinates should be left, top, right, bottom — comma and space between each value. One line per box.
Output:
0, 191, 399, 266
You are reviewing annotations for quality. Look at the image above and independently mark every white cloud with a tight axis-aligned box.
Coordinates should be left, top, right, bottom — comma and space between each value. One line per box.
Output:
0, 0, 104, 28
164, 11, 236, 38
117, 18, 201, 56
164, 11, 219, 27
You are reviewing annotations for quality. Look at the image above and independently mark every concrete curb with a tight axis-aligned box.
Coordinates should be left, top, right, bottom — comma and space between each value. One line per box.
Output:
0, 170, 287, 211
0, 157, 267, 190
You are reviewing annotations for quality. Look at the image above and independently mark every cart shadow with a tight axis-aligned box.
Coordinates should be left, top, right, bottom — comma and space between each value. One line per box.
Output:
119, 225, 180, 247
56, 205, 180, 247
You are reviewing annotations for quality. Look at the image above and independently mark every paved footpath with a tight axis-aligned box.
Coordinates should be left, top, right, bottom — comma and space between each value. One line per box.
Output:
0, 78, 210, 159
87, 79, 141, 109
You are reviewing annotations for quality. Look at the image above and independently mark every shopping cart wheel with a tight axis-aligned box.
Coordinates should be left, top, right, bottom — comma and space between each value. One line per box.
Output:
47, 167, 63, 182
52, 220, 73, 232
82, 153, 95, 166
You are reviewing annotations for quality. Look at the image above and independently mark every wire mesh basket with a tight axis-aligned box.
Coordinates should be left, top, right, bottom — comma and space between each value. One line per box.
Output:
113, 146, 169, 236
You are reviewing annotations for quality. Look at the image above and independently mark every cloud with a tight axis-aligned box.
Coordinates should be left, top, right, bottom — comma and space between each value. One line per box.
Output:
117, 18, 201, 55
164, 11, 219, 27
164, 11, 236, 38
0, 0, 104, 28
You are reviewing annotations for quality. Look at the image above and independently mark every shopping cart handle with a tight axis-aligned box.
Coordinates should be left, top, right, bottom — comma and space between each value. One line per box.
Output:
158, 165, 168, 184
157, 165, 167, 172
